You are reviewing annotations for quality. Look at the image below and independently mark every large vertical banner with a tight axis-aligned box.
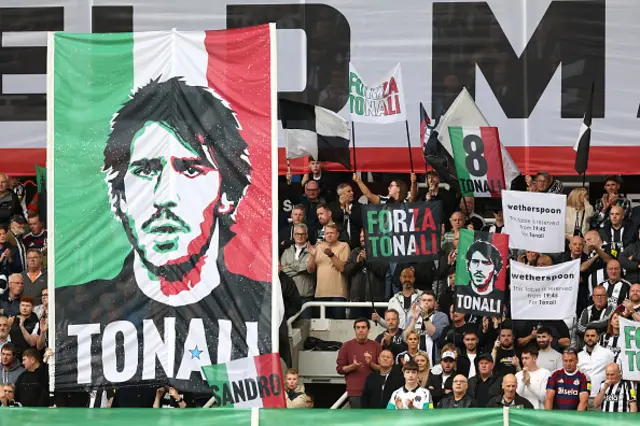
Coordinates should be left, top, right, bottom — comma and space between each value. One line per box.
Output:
448, 126, 505, 198
48, 25, 277, 392
455, 229, 509, 317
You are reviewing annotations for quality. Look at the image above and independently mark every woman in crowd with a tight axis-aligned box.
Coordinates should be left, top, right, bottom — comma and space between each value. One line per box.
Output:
353, 173, 412, 204
415, 351, 431, 388
518, 251, 540, 266
565, 187, 594, 240
396, 330, 421, 366
598, 310, 621, 363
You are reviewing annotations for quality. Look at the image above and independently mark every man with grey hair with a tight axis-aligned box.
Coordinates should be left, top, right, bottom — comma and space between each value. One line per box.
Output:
0, 274, 23, 316
280, 223, 315, 318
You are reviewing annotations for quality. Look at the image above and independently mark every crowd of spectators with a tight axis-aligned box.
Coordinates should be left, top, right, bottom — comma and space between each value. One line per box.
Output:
279, 161, 640, 412
2, 158, 640, 412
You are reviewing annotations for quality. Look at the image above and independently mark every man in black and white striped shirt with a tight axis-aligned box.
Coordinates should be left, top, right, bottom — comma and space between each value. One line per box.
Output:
594, 363, 637, 413
598, 260, 631, 307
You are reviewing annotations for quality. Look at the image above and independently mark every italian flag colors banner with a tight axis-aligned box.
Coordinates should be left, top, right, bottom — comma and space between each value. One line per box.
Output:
448, 126, 505, 198
202, 353, 286, 408
49, 26, 277, 393
455, 229, 509, 317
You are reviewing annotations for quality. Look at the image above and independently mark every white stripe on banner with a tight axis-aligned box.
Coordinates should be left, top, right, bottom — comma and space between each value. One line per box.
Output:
227, 357, 263, 408
133, 30, 209, 88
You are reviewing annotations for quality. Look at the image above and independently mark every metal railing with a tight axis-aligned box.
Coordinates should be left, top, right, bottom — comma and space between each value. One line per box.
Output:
330, 391, 349, 409
287, 301, 390, 335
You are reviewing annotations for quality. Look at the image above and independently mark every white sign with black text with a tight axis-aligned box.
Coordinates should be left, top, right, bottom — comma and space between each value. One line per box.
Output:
502, 190, 566, 253
510, 259, 580, 320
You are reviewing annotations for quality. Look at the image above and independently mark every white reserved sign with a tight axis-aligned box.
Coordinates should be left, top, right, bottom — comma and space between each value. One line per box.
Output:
502, 190, 566, 253
510, 259, 579, 320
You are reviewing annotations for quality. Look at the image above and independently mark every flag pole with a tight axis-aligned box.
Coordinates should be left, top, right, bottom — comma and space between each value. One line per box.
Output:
404, 120, 415, 174
351, 121, 358, 172
286, 159, 292, 185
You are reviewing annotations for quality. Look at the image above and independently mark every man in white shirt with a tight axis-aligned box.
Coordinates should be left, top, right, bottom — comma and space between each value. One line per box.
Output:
515, 347, 550, 409
578, 326, 615, 409
535, 326, 562, 372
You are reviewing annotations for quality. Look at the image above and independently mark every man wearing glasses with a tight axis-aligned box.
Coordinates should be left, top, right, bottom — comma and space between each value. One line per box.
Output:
572, 285, 615, 349
280, 224, 315, 319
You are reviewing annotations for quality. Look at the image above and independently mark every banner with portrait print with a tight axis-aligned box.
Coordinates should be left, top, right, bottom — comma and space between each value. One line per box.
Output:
361, 201, 442, 263
48, 26, 277, 393
454, 229, 509, 317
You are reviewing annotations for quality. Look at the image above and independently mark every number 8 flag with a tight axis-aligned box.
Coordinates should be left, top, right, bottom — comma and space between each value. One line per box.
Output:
448, 127, 505, 198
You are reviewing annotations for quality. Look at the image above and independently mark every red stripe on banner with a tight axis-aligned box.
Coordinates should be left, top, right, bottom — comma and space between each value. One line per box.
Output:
488, 232, 510, 292
278, 146, 640, 176
204, 26, 272, 283
0, 149, 46, 176
254, 353, 287, 408
479, 127, 504, 198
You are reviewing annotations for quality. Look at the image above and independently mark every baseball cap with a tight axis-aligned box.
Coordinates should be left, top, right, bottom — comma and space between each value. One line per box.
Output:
10, 215, 26, 224
477, 353, 493, 363
442, 351, 457, 361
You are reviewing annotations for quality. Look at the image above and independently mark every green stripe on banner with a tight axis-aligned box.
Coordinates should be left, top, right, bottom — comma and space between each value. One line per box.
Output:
202, 361, 234, 408
455, 228, 475, 286
53, 33, 135, 287
449, 126, 470, 179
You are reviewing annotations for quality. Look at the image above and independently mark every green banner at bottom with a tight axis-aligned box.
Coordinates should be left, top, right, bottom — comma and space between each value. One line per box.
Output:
1, 407, 638, 426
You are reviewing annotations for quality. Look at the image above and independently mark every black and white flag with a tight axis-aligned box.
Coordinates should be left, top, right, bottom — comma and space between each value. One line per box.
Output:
574, 82, 595, 175
280, 99, 351, 169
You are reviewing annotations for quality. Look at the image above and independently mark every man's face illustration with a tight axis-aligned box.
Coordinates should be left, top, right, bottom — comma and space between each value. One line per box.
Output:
122, 122, 221, 268
468, 250, 496, 293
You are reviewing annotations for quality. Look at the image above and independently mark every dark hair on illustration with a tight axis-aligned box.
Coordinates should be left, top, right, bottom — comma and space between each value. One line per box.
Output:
103, 77, 251, 233
465, 240, 504, 274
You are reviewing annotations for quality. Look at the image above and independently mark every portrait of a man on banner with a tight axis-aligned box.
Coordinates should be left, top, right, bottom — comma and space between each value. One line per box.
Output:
51, 26, 276, 394
454, 229, 509, 317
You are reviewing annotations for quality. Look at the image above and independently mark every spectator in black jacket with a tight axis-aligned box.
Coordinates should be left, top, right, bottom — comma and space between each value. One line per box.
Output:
331, 183, 362, 249
344, 229, 387, 319
14, 348, 49, 407
486, 373, 533, 409
467, 353, 503, 407
438, 374, 477, 408
361, 349, 404, 408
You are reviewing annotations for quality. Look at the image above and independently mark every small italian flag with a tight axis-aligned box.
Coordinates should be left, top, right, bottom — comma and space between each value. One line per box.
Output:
201, 353, 286, 408
448, 126, 505, 198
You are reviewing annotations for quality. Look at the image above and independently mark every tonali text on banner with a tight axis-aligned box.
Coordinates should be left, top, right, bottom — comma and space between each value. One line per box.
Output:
49, 25, 277, 393
362, 201, 442, 263
502, 190, 566, 253
448, 126, 505, 198
510, 259, 580, 320
454, 229, 509, 317
349, 63, 406, 124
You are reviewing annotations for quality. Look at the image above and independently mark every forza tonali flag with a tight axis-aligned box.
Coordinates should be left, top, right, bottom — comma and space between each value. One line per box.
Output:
455, 229, 509, 317
49, 25, 277, 392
